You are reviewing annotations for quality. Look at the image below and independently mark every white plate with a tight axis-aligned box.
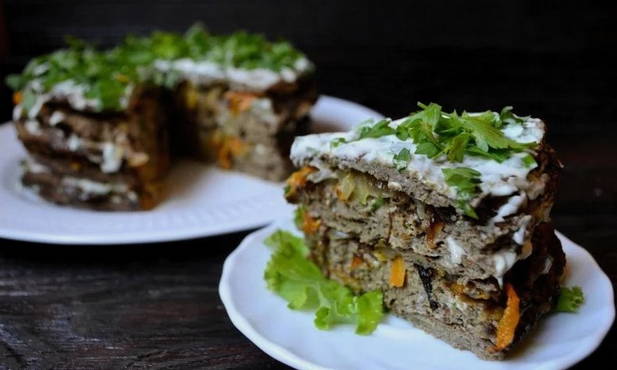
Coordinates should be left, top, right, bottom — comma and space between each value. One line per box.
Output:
219, 218, 615, 370
0, 95, 383, 245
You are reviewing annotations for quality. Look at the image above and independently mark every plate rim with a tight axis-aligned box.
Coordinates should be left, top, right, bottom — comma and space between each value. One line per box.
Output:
219, 220, 616, 370
0, 95, 383, 245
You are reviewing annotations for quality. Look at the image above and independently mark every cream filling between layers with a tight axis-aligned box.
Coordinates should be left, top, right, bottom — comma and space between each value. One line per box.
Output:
23, 158, 137, 202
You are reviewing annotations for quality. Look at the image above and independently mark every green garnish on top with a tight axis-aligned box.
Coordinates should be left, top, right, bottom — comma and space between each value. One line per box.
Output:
395, 103, 535, 163
342, 103, 535, 167
554, 286, 585, 313
6, 24, 308, 112
264, 230, 384, 334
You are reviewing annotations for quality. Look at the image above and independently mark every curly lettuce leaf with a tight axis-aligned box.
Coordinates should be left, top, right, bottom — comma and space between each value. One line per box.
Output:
555, 286, 584, 313
264, 230, 384, 334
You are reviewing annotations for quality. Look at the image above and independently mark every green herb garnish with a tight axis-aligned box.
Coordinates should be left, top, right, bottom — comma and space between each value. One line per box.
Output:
522, 154, 538, 168
293, 205, 307, 229
555, 286, 584, 313
264, 230, 384, 334
393, 148, 411, 171
442, 167, 482, 219
358, 119, 395, 139
330, 137, 348, 148
369, 197, 385, 212
393, 102, 536, 163
6, 24, 308, 112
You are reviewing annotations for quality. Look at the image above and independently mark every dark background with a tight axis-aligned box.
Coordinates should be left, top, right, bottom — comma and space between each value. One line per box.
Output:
0, 1, 615, 368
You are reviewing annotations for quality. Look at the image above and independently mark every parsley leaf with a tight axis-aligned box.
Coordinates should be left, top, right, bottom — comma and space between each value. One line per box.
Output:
369, 197, 385, 211
499, 106, 529, 127
264, 230, 384, 334
396, 103, 536, 163
465, 147, 511, 162
442, 167, 482, 219
554, 286, 584, 313
393, 148, 411, 171
522, 154, 538, 168
330, 137, 347, 148
358, 119, 395, 139
444, 132, 470, 162
459, 112, 525, 151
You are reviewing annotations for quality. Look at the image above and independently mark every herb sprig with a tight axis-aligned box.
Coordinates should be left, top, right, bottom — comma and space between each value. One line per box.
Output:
442, 167, 482, 219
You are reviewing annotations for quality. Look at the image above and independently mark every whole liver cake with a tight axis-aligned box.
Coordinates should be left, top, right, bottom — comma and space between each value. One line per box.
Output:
7, 25, 317, 210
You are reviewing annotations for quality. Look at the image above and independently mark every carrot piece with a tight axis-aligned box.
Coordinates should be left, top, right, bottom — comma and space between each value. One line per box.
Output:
285, 166, 316, 197
13, 91, 22, 105
301, 211, 321, 235
226, 91, 258, 114
350, 255, 363, 269
389, 256, 406, 287
494, 283, 521, 351
216, 140, 232, 169
215, 135, 248, 169
227, 137, 248, 157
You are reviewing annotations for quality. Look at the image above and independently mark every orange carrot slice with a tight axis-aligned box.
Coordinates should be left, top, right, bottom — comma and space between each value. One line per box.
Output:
389, 256, 406, 287
226, 91, 258, 114
13, 91, 22, 105
494, 283, 520, 351
301, 211, 321, 235
351, 255, 364, 269
285, 166, 316, 197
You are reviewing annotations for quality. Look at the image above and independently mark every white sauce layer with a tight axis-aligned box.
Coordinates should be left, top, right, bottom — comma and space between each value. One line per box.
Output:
153, 57, 312, 92
62, 177, 133, 202
446, 237, 466, 264
101, 143, 124, 173
48, 111, 65, 126
491, 194, 527, 223
493, 249, 519, 287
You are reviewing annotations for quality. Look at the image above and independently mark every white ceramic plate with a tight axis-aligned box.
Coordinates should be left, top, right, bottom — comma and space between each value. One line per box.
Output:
0, 95, 383, 245
219, 218, 615, 370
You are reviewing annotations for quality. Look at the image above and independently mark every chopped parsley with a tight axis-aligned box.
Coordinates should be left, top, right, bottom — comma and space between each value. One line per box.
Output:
393, 103, 536, 163
330, 137, 347, 148
554, 286, 585, 313
369, 197, 385, 212
442, 167, 482, 219
393, 148, 411, 171
6, 24, 308, 112
522, 154, 538, 168
358, 118, 395, 139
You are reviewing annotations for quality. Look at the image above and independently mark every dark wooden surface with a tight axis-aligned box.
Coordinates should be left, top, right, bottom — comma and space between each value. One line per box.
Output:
1, 1, 616, 369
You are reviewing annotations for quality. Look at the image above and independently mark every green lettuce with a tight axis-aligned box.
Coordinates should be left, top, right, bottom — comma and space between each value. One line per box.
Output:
555, 286, 584, 313
264, 230, 384, 334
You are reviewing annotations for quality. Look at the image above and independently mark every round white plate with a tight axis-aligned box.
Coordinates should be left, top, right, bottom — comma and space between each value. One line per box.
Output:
219, 218, 615, 370
0, 95, 383, 245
